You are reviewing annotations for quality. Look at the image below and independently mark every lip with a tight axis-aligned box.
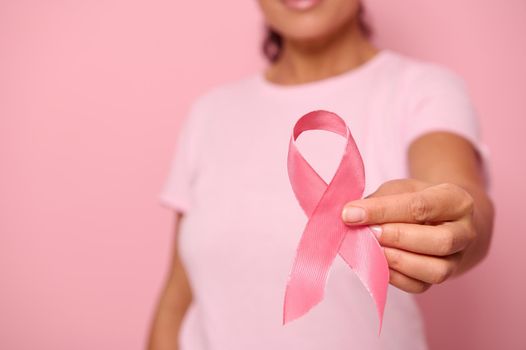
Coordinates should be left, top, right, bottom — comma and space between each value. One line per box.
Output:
280, 0, 322, 11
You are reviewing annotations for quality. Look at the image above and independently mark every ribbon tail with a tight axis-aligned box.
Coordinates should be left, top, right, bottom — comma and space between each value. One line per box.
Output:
282, 260, 325, 325
339, 226, 389, 332
282, 231, 344, 324
283, 208, 348, 325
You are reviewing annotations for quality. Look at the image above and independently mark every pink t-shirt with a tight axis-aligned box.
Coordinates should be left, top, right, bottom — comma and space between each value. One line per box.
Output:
159, 50, 485, 349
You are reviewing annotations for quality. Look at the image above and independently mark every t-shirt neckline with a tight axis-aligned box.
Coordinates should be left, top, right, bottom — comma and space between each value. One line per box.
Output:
256, 49, 391, 95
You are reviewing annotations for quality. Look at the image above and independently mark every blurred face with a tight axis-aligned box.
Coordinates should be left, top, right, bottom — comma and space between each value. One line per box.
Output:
257, 0, 361, 43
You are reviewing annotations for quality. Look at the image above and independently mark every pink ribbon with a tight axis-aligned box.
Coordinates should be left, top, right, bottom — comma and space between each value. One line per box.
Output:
283, 110, 389, 331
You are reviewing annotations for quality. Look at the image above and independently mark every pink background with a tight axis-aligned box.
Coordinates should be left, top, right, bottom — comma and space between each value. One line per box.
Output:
1, 1, 525, 349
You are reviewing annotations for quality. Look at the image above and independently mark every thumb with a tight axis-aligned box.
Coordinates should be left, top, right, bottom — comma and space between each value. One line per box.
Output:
364, 179, 427, 199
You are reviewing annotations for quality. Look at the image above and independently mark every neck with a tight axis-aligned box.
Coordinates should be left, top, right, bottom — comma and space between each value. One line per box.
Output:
265, 22, 378, 85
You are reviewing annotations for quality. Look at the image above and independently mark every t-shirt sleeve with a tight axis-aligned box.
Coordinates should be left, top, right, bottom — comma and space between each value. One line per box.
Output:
401, 64, 491, 185
158, 103, 202, 213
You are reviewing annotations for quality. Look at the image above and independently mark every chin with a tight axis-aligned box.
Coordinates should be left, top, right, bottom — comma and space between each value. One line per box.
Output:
258, 0, 360, 42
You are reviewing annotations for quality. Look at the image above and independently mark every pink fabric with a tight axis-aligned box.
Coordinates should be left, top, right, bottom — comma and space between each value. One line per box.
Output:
284, 111, 388, 328
159, 50, 485, 349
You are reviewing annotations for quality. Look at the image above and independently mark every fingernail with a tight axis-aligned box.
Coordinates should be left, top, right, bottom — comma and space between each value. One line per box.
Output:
370, 225, 382, 240
342, 206, 365, 223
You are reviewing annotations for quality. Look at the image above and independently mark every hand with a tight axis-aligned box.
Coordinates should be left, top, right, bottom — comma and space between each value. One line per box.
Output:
341, 179, 477, 293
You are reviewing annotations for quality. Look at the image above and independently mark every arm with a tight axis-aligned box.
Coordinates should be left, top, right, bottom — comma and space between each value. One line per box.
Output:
147, 212, 193, 350
408, 131, 494, 274
341, 132, 494, 293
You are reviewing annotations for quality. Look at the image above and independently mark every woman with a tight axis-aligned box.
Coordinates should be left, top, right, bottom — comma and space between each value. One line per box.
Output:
148, 0, 494, 349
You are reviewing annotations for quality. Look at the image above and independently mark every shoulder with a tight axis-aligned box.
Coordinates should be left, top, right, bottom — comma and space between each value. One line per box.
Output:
381, 50, 469, 95
178, 74, 259, 135
189, 74, 260, 114
176, 74, 264, 148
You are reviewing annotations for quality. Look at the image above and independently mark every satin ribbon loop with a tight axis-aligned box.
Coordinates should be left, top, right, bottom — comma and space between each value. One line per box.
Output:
283, 110, 389, 332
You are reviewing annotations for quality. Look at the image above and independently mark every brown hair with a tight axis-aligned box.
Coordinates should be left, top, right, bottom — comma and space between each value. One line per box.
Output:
262, 5, 372, 63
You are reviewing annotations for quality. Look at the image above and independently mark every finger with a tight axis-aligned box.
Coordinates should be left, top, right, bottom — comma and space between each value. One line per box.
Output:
342, 183, 473, 225
374, 221, 474, 256
364, 179, 427, 198
388, 269, 431, 294
384, 247, 461, 285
